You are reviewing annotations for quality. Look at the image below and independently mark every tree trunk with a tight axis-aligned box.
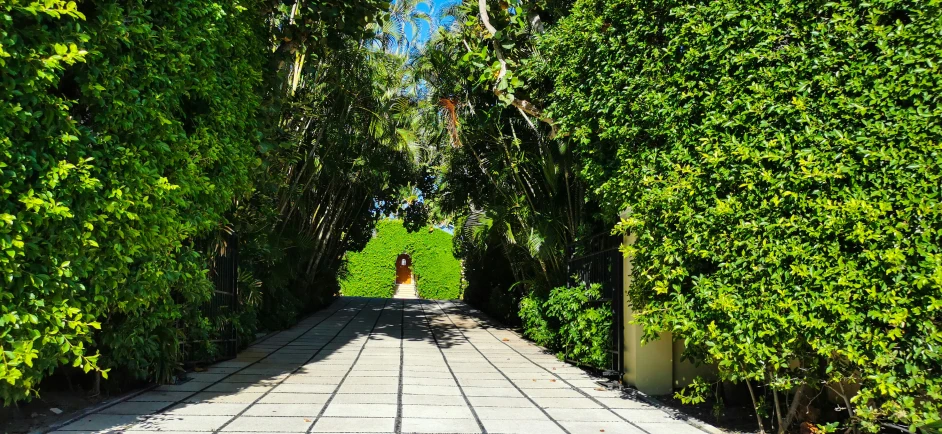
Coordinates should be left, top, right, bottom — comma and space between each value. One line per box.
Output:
746, 379, 767, 434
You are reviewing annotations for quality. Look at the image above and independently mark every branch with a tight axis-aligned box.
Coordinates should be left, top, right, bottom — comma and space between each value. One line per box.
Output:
478, 0, 498, 35
516, 106, 537, 131
477, 0, 557, 137
478, 0, 508, 83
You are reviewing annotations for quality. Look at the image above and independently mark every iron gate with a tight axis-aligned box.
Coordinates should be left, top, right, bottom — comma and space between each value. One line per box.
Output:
567, 233, 624, 377
185, 229, 240, 365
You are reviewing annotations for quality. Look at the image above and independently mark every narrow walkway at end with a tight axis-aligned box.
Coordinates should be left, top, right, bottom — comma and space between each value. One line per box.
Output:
51, 298, 708, 434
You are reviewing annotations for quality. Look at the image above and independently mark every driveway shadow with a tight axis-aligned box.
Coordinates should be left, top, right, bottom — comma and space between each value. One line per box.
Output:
45, 298, 465, 433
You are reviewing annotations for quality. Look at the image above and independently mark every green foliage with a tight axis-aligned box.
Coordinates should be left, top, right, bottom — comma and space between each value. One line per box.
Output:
918, 420, 942, 434
422, 0, 591, 332
340, 219, 462, 299
518, 292, 556, 347
546, 282, 612, 369
539, 0, 942, 430
0, 0, 265, 403
231, 0, 438, 325
423, 0, 615, 373
0, 0, 392, 405
459, 239, 522, 326
520, 282, 612, 369
233, 43, 419, 331
674, 377, 712, 406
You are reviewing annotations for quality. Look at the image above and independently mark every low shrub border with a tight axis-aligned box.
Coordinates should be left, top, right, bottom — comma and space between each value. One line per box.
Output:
520, 282, 612, 370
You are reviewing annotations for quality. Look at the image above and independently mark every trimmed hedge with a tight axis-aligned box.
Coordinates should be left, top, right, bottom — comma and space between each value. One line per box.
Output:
340, 220, 462, 299
540, 0, 941, 430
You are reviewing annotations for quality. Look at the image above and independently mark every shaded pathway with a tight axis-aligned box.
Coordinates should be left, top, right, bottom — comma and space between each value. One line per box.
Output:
50, 298, 709, 434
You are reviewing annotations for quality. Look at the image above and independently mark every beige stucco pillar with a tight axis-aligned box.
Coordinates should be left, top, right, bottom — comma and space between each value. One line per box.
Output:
621, 233, 674, 395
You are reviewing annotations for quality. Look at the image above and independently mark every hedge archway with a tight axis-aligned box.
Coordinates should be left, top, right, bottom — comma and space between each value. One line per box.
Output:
339, 220, 462, 299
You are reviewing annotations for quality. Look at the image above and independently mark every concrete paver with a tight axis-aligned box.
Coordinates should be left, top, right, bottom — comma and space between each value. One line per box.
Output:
331, 394, 398, 405
547, 407, 625, 421
471, 406, 546, 420
481, 419, 566, 434
220, 416, 315, 432
258, 393, 330, 404
323, 404, 397, 418
558, 420, 645, 434
311, 417, 395, 433
399, 417, 481, 434
97, 401, 174, 415
149, 415, 238, 431
191, 392, 266, 404
400, 394, 466, 407
57, 414, 144, 431
400, 405, 475, 419
242, 403, 324, 417
164, 403, 252, 416
51, 298, 708, 434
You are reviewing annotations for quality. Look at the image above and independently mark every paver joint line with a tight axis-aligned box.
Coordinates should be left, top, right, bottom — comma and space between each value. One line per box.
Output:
417, 300, 487, 434
50, 297, 707, 434
431, 300, 570, 434
395, 299, 405, 434
215, 299, 372, 434
307, 299, 392, 433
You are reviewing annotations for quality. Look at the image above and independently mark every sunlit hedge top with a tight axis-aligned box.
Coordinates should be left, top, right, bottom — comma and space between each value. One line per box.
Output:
539, 0, 941, 430
340, 219, 462, 299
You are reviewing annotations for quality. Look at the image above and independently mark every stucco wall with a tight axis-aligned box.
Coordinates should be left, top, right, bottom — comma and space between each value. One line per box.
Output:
621, 234, 716, 395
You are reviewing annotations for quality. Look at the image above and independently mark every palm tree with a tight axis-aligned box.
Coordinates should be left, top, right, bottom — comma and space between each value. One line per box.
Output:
414, 1, 585, 296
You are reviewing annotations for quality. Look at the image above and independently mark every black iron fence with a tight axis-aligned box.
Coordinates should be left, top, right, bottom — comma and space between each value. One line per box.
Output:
567, 233, 624, 377
185, 229, 240, 365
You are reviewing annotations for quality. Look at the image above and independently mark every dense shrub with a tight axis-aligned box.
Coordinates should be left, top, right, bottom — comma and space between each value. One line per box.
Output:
0, 0, 265, 403
540, 0, 941, 430
340, 219, 462, 299
546, 283, 612, 369
520, 282, 612, 369
518, 292, 555, 347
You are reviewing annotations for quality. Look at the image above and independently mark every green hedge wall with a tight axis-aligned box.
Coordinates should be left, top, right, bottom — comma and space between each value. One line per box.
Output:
340, 220, 462, 299
1, 0, 264, 403
539, 0, 941, 430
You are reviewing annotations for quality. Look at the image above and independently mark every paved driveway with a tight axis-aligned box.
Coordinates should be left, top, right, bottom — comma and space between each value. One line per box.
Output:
51, 298, 708, 434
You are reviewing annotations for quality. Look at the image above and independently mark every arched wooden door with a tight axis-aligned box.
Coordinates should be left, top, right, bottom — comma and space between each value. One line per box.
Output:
395, 253, 412, 284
